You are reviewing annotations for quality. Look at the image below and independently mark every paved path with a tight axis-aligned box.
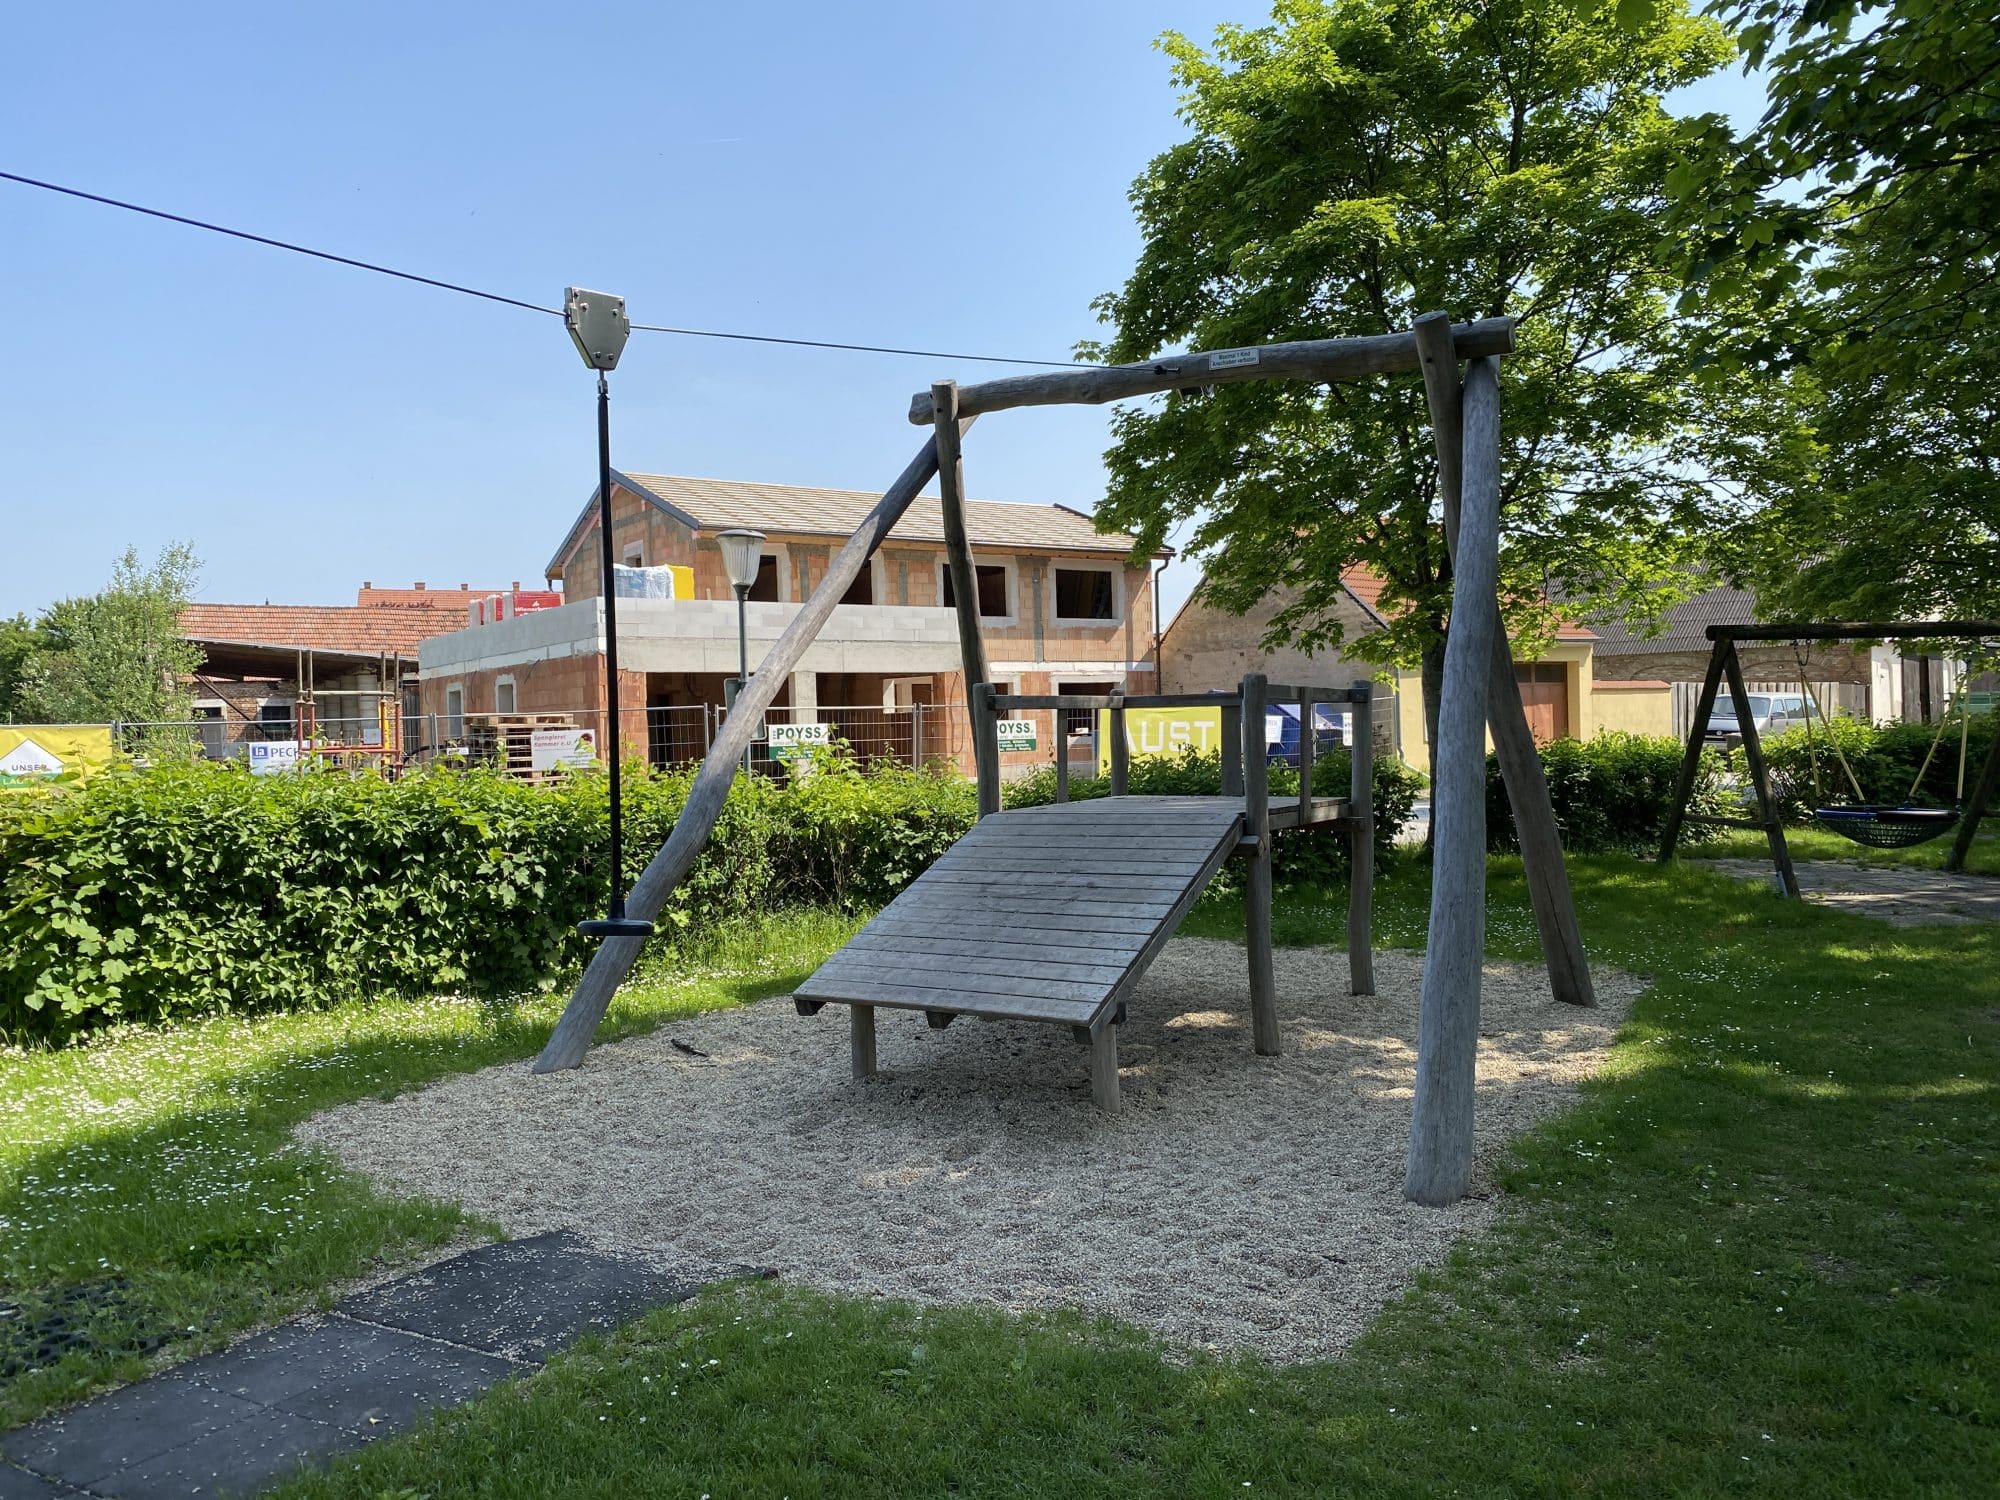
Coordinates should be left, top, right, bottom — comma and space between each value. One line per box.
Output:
1, 1232, 731, 1499
1702, 859, 2000, 927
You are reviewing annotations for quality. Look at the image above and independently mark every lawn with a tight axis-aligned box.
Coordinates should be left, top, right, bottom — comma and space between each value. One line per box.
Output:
1696, 819, 2000, 876
8, 853, 1998, 1496
0, 909, 863, 1429
252, 854, 1996, 1499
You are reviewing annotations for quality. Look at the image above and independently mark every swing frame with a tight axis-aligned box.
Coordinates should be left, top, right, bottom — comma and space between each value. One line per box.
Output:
1657, 620, 2000, 890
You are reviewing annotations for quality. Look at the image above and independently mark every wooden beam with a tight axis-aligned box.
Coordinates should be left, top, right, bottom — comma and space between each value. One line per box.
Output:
1089, 1022, 1121, 1113
933, 380, 992, 800
533, 428, 965, 1074
1405, 356, 1501, 1208
1241, 673, 1279, 1056
851, 1004, 877, 1081
908, 318, 1517, 424
1413, 311, 1593, 1010
1657, 640, 1729, 862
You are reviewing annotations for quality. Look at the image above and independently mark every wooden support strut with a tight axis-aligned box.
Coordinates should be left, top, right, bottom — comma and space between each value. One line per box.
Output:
1656, 639, 1729, 863
932, 379, 993, 801
1405, 356, 1502, 1208
1946, 716, 2000, 873
533, 429, 966, 1074
1722, 641, 1801, 898
1411, 312, 1594, 1009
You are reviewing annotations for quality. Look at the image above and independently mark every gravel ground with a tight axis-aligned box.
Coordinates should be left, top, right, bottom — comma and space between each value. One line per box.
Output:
300, 940, 1641, 1364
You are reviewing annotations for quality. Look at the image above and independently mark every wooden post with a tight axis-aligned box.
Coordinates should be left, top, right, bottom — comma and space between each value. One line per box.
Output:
1347, 680, 1376, 997
1089, 1020, 1121, 1112
1945, 717, 2000, 873
1221, 700, 1244, 797
1405, 356, 1501, 1207
851, 1004, 877, 1081
1412, 312, 1594, 1009
933, 380, 992, 797
1297, 687, 1315, 819
1657, 640, 1729, 862
971, 682, 1001, 818
1722, 642, 1801, 898
1109, 688, 1130, 796
1242, 673, 1279, 1056
534, 430, 963, 1074
1054, 704, 1070, 804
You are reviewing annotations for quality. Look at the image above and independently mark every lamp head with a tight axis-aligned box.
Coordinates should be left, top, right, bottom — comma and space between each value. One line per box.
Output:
714, 529, 768, 592
564, 287, 630, 372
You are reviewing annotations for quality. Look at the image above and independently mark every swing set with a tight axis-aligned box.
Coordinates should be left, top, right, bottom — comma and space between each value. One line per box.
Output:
1658, 620, 2000, 892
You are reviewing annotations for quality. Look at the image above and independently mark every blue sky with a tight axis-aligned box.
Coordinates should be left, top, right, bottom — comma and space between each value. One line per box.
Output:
1, 2, 1766, 622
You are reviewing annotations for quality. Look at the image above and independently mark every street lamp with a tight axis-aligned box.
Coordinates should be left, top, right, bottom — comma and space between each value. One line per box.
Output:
715, 528, 766, 778
565, 287, 653, 941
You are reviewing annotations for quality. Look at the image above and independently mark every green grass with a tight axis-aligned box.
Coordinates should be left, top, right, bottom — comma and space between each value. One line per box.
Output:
262, 854, 2000, 1498
0, 908, 863, 1428
1695, 819, 2000, 876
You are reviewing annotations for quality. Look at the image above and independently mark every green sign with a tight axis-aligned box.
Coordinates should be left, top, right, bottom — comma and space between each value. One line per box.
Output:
995, 718, 1038, 752
769, 722, 831, 761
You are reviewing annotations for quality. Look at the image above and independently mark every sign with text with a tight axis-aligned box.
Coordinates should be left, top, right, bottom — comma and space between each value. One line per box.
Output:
1096, 706, 1227, 773
769, 721, 832, 761
248, 740, 302, 776
529, 727, 597, 773
995, 719, 1038, 752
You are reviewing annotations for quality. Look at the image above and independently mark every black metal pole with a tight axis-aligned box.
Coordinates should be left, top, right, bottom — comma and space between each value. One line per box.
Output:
579, 372, 651, 938
735, 583, 752, 778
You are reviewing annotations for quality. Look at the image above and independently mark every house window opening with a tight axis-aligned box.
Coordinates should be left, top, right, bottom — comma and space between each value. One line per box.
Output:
942, 564, 1009, 618
1055, 567, 1116, 621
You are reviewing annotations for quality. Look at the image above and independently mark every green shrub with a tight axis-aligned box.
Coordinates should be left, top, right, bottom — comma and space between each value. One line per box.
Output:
1483, 731, 1731, 854
1003, 746, 1425, 884
0, 759, 974, 1046
1754, 710, 1996, 821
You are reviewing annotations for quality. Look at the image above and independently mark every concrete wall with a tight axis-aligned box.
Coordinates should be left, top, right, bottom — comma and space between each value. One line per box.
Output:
1592, 680, 1674, 736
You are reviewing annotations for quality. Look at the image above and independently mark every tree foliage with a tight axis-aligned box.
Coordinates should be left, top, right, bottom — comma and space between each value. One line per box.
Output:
13, 546, 205, 726
1664, 0, 2000, 621
1089, 0, 1742, 735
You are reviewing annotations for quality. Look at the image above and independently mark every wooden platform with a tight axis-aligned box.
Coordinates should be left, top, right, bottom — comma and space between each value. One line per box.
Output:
793, 793, 1353, 1110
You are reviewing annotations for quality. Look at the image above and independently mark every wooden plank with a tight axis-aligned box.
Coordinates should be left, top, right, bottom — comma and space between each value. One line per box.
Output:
926, 854, 1214, 878
845, 930, 1146, 969
822, 941, 1134, 984
955, 828, 1231, 851
535, 426, 966, 1073
905, 318, 1517, 423
859, 911, 1160, 942
912, 868, 1196, 892
875, 892, 1178, 921
1406, 353, 1500, 1208
794, 977, 1096, 1025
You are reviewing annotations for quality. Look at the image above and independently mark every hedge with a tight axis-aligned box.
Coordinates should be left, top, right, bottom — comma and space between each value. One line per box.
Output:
1484, 731, 1733, 855
1752, 710, 1997, 822
1, 747, 1422, 1046
0, 758, 974, 1046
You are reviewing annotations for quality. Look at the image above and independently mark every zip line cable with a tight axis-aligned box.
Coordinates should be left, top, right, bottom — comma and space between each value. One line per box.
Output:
1, 169, 1094, 369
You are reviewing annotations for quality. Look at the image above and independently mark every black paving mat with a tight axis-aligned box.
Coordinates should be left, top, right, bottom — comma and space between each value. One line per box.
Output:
0, 1233, 719, 1498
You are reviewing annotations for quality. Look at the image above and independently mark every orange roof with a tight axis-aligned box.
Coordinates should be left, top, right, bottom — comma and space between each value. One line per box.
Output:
180, 603, 449, 659
1341, 565, 1595, 639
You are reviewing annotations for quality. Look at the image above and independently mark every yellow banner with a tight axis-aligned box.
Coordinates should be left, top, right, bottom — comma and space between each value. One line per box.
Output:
1096, 706, 1227, 773
0, 725, 119, 787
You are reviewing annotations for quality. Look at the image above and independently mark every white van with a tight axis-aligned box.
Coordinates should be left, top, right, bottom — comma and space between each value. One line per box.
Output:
1703, 691, 1814, 743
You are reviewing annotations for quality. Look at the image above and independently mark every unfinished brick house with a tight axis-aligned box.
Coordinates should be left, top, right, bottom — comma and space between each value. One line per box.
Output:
415, 473, 1167, 774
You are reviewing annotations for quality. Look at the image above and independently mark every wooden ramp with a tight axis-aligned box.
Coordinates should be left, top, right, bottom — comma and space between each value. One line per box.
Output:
793, 794, 1334, 1110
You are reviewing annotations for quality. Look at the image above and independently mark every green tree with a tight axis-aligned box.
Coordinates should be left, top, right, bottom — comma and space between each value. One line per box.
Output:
1664, 0, 2000, 621
1089, 0, 1741, 768
16, 546, 206, 725
0, 613, 43, 722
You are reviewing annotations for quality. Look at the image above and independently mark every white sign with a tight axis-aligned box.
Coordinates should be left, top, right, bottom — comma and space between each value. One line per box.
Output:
248, 740, 302, 775
529, 727, 597, 773
0, 738, 63, 778
1210, 347, 1261, 370
995, 719, 1037, 752
769, 721, 832, 760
